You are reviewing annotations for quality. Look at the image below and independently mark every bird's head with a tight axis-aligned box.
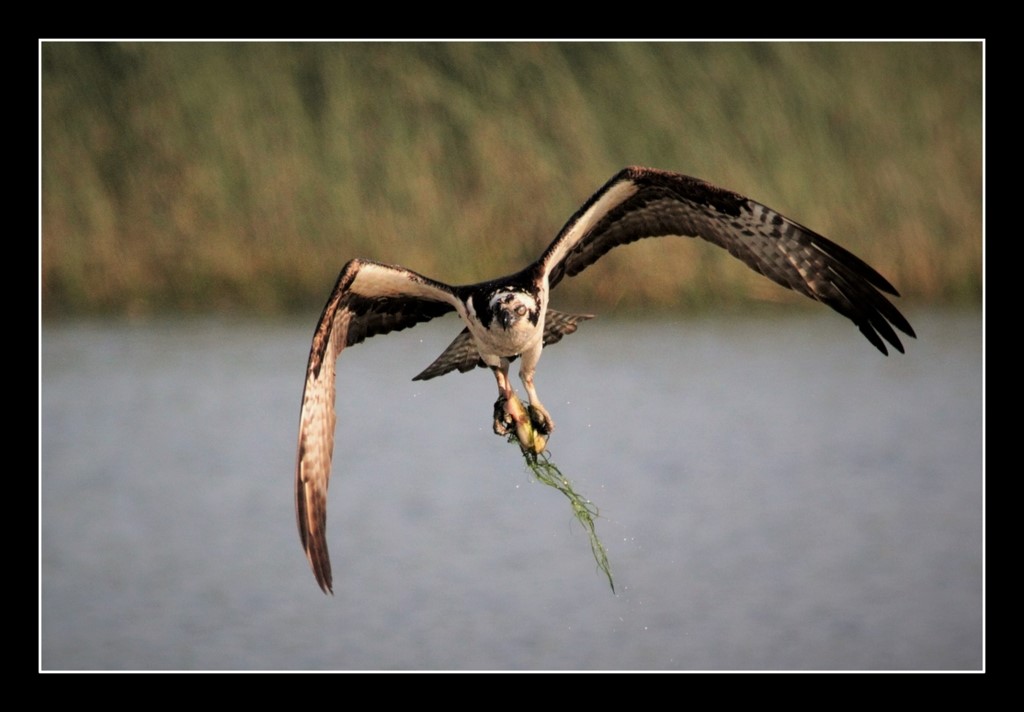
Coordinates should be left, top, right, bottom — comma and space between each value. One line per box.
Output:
489, 290, 539, 331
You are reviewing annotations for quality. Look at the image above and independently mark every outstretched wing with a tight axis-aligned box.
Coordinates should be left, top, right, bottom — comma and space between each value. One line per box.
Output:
411, 309, 594, 381
295, 258, 461, 593
538, 167, 915, 355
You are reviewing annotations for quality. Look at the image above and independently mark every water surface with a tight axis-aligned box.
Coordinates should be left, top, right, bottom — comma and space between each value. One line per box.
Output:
40, 308, 982, 670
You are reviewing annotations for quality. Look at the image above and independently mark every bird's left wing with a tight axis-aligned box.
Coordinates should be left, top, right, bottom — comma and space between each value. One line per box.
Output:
295, 258, 461, 593
538, 167, 915, 355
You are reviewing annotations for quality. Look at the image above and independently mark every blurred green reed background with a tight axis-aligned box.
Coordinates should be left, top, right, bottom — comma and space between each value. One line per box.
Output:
41, 42, 982, 316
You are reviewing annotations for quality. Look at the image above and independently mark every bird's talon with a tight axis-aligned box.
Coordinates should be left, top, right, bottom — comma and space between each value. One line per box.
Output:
493, 396, 514, 436
528, 405, 554, 435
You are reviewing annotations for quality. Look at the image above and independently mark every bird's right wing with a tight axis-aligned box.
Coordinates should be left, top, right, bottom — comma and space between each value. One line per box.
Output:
295, 259, 461, 593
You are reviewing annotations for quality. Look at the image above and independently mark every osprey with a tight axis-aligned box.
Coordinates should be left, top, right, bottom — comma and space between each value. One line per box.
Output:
295, 166, 915, 593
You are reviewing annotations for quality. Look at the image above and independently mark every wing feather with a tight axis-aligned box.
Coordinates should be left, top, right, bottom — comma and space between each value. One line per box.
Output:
538, 167, 915, 354
295, 259, 460, 593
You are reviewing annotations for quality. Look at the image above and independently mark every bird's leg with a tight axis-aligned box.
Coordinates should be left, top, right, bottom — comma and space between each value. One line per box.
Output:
488, 354, 549, 455
522, 373, 554, 435
490, 361, 520, 437
519, 343, 554, 435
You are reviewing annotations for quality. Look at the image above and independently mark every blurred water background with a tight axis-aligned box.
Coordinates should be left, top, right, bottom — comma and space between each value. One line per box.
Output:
41, 308, 981, 670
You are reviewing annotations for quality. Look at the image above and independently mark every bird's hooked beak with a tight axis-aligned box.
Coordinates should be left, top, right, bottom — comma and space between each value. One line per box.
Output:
498, 307, 516, 330
496, 302, 529, 330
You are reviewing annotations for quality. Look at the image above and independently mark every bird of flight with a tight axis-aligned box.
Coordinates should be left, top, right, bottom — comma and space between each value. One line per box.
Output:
295, 166, 915, 593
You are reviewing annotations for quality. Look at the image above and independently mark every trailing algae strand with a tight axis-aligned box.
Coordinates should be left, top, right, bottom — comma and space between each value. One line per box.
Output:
503, 392, 614, 592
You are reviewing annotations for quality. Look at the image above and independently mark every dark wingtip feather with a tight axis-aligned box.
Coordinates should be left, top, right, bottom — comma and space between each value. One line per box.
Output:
307, 540, 334, 595
859, 322, 889, 356
319, 571, 334, 595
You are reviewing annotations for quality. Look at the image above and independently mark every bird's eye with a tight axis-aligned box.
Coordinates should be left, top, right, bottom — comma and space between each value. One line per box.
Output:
515, 305, 527, 316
